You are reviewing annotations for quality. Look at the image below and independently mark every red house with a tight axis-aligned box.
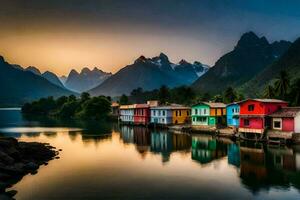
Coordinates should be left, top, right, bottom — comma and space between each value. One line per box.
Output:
134, 104, 150, 125
238, 99, 288, 138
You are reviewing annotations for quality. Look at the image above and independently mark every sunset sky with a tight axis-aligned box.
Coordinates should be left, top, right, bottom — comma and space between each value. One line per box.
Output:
1, 0, 300, 76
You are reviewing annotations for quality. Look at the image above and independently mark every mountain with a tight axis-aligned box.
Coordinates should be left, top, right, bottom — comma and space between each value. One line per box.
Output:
241, 37, 300, 96
0, 56, 74, 106
59, 75, 67, 85
192, 31, 291, 94
18, 66, 65, 89
89, 53, 209, 97
64, 67, 112, 93
25, 66, 42, 75
42, 71, 65, 88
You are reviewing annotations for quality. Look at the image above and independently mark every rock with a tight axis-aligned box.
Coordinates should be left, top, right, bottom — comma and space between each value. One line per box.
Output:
0, 173, 11, 180
24, 162, 39, 171
0, 193, 14, 200
0, 182, 9, 192
0, 137, 58, 193
5, 190, 17, 197
0, 151, 15, 165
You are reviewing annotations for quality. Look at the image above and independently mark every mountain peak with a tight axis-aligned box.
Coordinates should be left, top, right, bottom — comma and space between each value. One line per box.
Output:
26, 66, 41, 75
179, 59, 189, 65
0, 56, 4, 63
158, 52, 169, 62
81, 67, 91, 74
135, 55, 147, 64
69, 69, 79, 76
236, 31, 269, 49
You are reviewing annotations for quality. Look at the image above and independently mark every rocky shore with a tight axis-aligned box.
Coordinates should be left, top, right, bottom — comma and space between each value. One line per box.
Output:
0, 137, 59, 200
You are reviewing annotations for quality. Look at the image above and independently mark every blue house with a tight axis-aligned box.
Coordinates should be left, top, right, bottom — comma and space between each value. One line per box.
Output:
226, 103, 240, 127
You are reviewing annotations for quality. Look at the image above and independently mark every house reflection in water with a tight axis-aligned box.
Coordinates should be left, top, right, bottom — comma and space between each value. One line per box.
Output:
191, 135, 227, 164
120, 126, 134, 144
133, 127, 151, 158
239, 142, 300, 193
172, 133, 191, 152
227, 143, 240, 167
151, 131, 173, 162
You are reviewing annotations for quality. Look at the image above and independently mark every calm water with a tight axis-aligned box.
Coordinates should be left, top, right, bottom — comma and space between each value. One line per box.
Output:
0, 109, 300, 200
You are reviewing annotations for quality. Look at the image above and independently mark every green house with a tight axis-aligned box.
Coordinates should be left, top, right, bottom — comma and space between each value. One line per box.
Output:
191, 102, 227, 127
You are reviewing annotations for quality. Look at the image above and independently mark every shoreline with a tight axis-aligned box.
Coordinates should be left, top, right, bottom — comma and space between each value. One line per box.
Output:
0, 137, 59, 199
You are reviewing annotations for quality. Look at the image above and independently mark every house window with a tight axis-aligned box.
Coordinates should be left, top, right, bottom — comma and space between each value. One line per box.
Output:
179, 110, 181, 116
162, 110, 165, 116
248, 104, 255, 111
204, 109, 206, 114
244, 119, 250, 126
195, 109, 198, 115
273, 118, 282, 129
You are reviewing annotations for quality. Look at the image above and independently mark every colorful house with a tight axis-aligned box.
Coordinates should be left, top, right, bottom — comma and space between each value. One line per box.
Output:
171, 106, 191, 124
226, 103, 240, 127
238, 99, 288, 136
150, 106, 173, 125
119, 105, 135, 124
267, 107, 300, 141
150, 105, 190, 125
134, 104, 150, 125
191, 102, 226, 127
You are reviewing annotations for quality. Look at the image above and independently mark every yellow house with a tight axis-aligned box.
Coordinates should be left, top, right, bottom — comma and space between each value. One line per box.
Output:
172, 106, 191, 124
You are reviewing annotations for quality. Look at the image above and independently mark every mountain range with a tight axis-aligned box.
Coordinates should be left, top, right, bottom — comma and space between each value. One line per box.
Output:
64, 67, 112, 93
192, 32, 292, 94
25, 66, 65, 88
241, 37, 300, 96
89, 53, 209, 96
0, 56, 74, 106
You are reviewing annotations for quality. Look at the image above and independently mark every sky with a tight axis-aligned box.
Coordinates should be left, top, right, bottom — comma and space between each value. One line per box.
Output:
0, 0, 300, 76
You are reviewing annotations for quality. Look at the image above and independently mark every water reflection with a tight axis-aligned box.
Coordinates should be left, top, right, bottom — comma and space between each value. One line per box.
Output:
1, 109, 300, 199
191, 135, 228, 165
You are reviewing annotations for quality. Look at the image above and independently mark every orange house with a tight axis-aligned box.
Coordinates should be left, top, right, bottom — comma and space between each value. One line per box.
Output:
172, 106, 191, 124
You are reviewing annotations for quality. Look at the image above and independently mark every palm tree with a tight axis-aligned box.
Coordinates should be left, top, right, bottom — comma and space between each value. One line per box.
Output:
223, 87, 237, 103
274, 70, 290, 99
289, 79, 300, 106
263, 85, 276, 99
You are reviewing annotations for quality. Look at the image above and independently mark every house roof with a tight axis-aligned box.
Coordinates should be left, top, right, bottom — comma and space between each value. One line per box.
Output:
111, 102, 119, 107
135, 104, 149, 108
226, 102, 239, 107
192, 102, 226, 108
120, 105, 135, 109
150, 105, 190, 110
237, 99, 287, 104
269, 107, 300, 118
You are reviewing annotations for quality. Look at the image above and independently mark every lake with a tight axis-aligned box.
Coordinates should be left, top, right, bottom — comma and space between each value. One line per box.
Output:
0, 109, 300, 200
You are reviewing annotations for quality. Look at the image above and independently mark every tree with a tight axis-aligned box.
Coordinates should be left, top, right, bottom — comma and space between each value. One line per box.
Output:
68, 95, 77, 102
76, 97, 111, 119
223, 87, 237, 103
201, 92, 211, 101
263, 85, 276, 99
289, 78, 300, 106
274, 70, 290, 99
57, 101, 78, 118
80, 92, 90, 103
212, 95, 223, 103
158, 85, 170, 104
119, 94, 129, 105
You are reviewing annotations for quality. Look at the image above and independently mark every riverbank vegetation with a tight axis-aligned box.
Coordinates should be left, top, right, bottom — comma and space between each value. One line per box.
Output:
122, 85, 244, 106
263, 70, 300, 106
22, 93, 111, 120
